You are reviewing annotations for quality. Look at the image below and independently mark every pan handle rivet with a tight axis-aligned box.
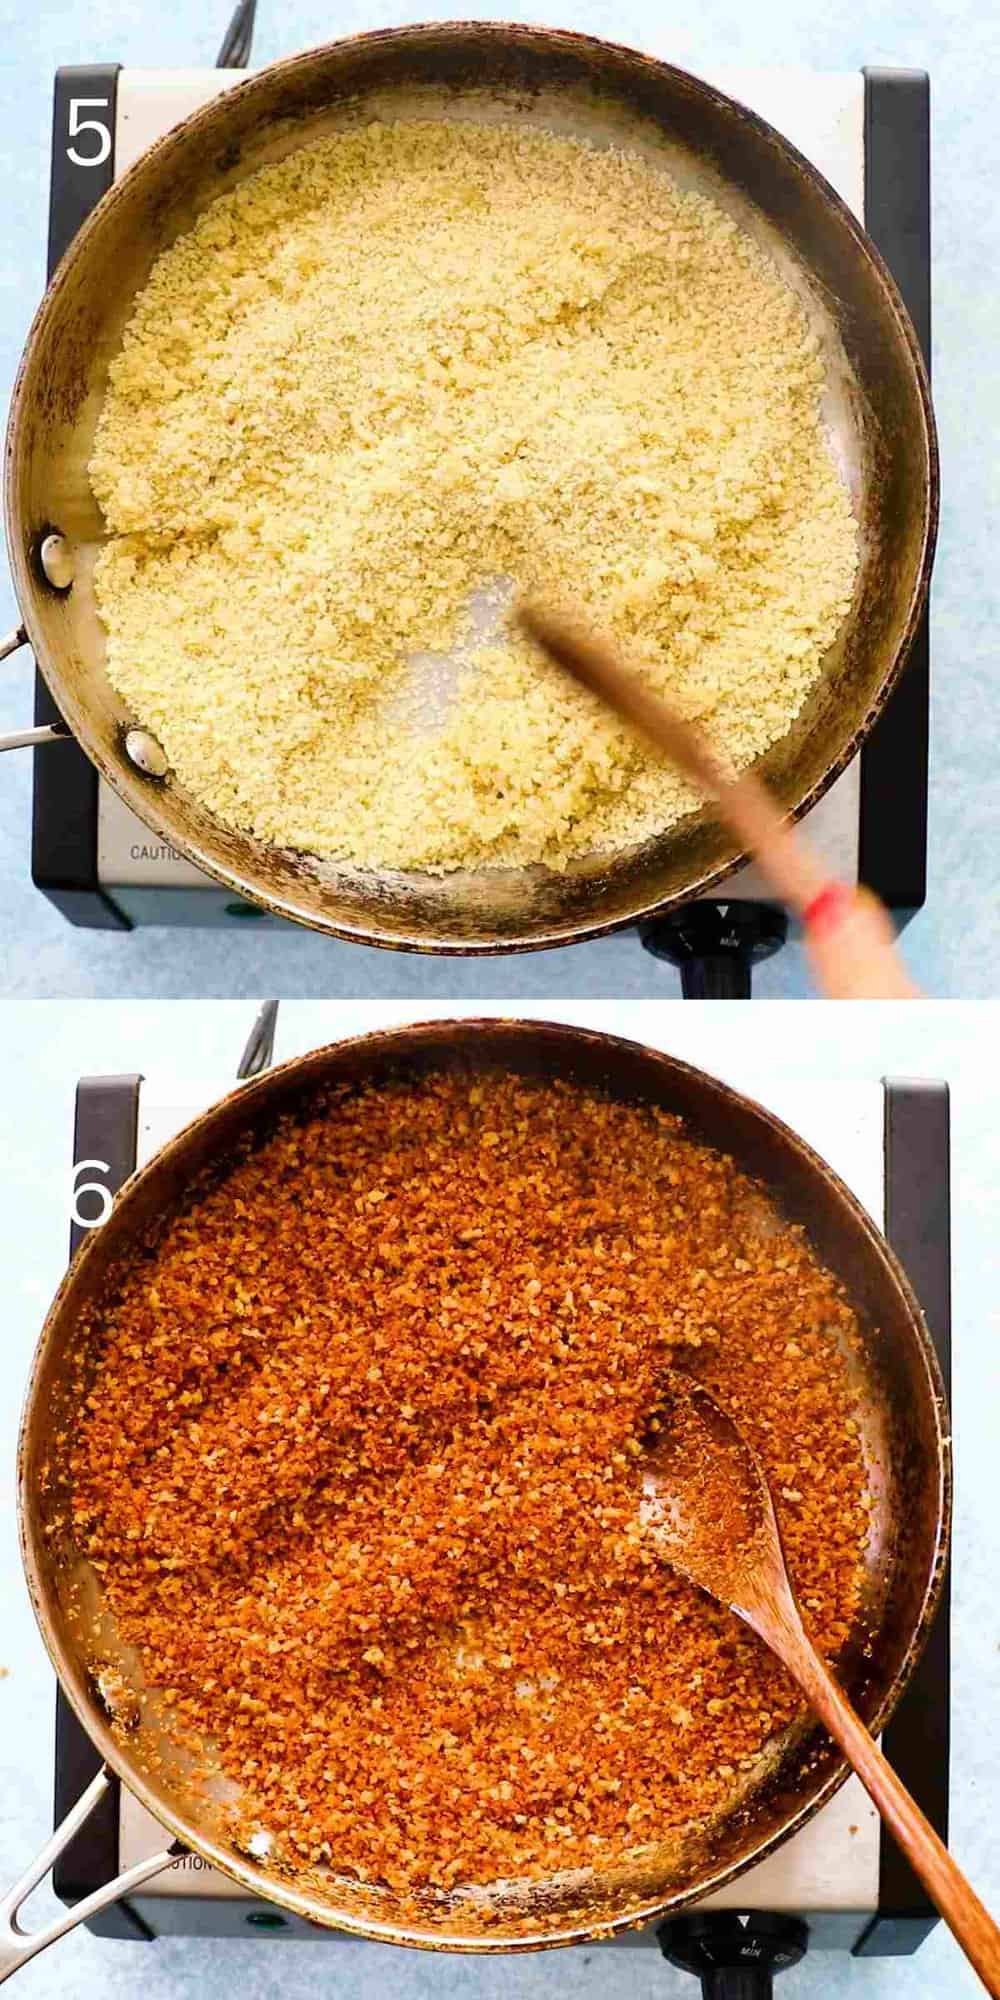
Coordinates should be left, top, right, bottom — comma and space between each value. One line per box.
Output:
38, 531, 75, 592
125, 727, 170, 779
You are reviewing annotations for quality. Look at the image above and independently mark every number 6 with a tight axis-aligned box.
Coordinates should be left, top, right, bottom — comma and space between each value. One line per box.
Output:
67, 98, 112, 169
71, 1159, 114, 1229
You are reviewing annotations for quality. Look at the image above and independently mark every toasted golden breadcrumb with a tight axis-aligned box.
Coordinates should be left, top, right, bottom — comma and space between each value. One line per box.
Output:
91, 119, 858, 872
67, 1074, 870, 1893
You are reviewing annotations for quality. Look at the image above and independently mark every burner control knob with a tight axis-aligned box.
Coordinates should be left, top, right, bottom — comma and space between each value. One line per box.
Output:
659, 1912, 808, 1999
640, 902, 788, 1000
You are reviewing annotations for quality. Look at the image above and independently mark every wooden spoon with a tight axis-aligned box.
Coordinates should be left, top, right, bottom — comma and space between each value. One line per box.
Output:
517, 597, 918, 999
641, 1380, 1000, 1997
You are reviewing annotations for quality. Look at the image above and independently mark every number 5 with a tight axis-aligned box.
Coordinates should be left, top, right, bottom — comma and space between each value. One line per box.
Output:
67, 97, 112, 169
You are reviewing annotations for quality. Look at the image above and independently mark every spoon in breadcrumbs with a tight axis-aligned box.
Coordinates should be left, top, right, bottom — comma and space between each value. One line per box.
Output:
517, 598, 918, 1000
642, 1381, 1000, 1996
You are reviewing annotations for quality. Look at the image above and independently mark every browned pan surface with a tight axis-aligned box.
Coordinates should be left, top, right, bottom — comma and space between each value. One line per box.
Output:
4, 26, 936, 950
18, 1020, 950, 1946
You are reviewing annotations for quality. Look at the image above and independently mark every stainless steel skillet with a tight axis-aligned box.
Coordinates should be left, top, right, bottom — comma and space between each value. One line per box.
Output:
3, 26, 936, 950
5, 1019, 949, 1979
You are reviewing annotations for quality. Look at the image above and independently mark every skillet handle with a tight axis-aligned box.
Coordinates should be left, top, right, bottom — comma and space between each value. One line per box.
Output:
0, 628, 27, 664
0, 726, 70, 752
0, 1767, 176, 1985
0, 625, 70, 752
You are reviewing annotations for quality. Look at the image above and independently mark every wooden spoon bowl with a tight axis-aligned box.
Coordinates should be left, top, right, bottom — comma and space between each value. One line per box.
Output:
642, 1380, 1000, 1996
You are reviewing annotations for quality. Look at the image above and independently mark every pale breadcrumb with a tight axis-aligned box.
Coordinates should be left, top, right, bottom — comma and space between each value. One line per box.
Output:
90, 119, 859, 872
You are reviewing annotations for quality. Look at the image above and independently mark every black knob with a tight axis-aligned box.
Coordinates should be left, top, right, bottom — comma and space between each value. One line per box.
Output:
659, 1913, 808, 1998
640, 903, 788, 999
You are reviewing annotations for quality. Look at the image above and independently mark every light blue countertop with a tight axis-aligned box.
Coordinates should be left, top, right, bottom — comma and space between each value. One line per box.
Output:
1, 1000, 998, 1999
0, 0, 998, 998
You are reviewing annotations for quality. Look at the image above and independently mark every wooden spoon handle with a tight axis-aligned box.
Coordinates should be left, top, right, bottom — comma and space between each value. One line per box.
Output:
803, 884, 921, 1000
517, 601, 920, 998
790, 1642, 1000, 1995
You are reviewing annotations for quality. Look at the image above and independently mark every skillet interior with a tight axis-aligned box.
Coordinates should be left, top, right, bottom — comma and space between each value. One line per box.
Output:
19, 1020, 950, 1946
5, 24, 935, 949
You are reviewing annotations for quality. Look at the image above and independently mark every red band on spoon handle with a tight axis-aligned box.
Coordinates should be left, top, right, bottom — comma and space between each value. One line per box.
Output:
803, 884, 921, 999
802, 880, 856, 937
